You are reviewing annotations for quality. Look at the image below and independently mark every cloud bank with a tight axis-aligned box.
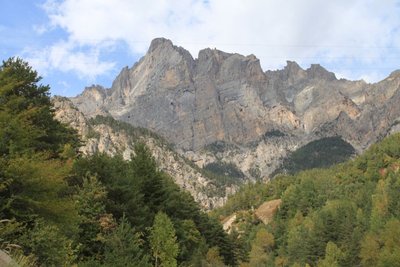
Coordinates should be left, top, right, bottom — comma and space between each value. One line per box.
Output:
29, 0, 400, 82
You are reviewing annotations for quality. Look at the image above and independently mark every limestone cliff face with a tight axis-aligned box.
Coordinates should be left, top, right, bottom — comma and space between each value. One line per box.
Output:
69, 37, 400, 179
72, 39, 281, 151
71, 38, 400, 153
53, 96, 232, 209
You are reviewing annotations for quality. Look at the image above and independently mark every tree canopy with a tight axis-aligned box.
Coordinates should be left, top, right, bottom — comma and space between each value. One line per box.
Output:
213, 133, 400, 266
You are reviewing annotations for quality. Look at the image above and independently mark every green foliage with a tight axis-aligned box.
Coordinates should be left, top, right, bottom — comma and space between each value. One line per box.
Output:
18, 219, 76, 266
263, 129, 286, 138
0, 57, 79, 157
0, 58, 80, 229
72, 144, 237, 266
0, 58, 237, 266
85, 126, 100, 139
102, 216, 150, 267
203, 246, 226, 267
150, 212, 179, 267
0, 219, 26, 253
3, 155, 78, 228
197, 215, 237, 266
204, 161, 244, 180
0, 58, 81, 267
248, 166, 261, 179
248, 228, 275, 266
74, 176, 108, 260
6, 250, 37, 267
317, 242, 344, 267
360, 219, 400, 266
212, 177, 294, 218
174, 219, 203, 263
219, 133, 400, 266
202, 161, 245, 190
274, 136, 355, 175
204, 141, 238, 154
89, 115, 166, 145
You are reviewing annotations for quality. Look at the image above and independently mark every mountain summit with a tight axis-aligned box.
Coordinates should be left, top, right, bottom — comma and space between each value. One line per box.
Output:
70, 37, 400, 178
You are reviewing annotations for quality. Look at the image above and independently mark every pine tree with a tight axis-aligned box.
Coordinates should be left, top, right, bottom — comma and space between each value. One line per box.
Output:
74, 175, 108, 260
103, 216, 150, 267
0, 57, 79, 157
130, 143, 166, 211
317, 242, 343, 267
0, 58, 80, 264
204, 246, 226, 267
0, 58, 79, 225
18, 219, 75, 266
248, 228, 274, 266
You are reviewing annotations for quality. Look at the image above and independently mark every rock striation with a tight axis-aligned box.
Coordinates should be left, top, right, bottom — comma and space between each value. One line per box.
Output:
53, 96, 233, 209
64, 37, 400, 200
71, 38, 400, 154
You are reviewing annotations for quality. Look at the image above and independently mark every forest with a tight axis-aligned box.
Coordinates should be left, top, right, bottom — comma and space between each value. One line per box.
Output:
213, 129, 400, 266
1, 58, 400, 266
0, 58, 234, 266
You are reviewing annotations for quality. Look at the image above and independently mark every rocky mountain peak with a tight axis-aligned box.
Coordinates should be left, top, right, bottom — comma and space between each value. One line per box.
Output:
307, 64, 337, 81
148, 37, 174, 52
71, 85, 108, 117
197, 48, 233, 62
196, 48, 265, 83
279, 61, 307, 82
147, 37, 194, 65
387, 69, 400, 80
284, 60, 303, 72
71, 38, 400, 155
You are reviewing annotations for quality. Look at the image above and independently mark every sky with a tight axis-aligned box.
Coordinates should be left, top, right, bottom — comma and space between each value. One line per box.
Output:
1, 0, 400, 97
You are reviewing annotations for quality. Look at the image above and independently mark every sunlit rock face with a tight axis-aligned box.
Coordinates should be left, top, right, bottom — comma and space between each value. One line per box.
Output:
70, 37, 400, 179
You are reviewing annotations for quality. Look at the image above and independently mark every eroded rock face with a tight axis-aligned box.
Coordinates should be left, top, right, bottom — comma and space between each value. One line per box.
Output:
52, 96, 232, 209
69, 37, 400, 181
71, 38, 400, 154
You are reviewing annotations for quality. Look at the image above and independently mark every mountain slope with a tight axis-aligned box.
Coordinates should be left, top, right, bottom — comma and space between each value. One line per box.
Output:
69, 38, 400, 180
212, 133, 400, 266
53, 96, 235, 209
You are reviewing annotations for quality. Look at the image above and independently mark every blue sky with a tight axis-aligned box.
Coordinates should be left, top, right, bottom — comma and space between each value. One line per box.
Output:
1, 0, 400, 97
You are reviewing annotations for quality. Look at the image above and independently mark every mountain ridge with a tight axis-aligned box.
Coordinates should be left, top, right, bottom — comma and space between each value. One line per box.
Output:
68, 37, 400, 181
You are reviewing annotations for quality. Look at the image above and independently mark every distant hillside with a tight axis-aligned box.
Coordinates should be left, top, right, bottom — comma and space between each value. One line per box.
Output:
273, 136, 356, 176
212, 133, 400, 266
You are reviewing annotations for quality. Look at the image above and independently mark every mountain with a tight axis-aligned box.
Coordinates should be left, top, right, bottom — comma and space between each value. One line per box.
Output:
53, 96, 235, 209
64, 37, 400, 201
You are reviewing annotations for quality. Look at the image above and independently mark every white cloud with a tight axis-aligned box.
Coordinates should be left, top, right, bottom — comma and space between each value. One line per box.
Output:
23, 41, 115, 80
35, 0, 400, 82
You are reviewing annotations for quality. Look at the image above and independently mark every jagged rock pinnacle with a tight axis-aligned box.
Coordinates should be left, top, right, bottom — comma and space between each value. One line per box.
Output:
71, 37, 400, 154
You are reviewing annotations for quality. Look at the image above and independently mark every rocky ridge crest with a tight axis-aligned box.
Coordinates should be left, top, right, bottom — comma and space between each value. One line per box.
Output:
63, 38, 400, 201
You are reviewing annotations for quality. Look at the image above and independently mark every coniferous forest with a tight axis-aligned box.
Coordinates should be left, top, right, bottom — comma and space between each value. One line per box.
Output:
1, 58, 400, 266
212, 128, 400, 266
0, 58, 234, 266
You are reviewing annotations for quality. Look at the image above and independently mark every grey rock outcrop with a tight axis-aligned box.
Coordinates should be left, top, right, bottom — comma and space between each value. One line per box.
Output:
53, 96, 233, 209
72, 38, 400, 155
69, 37, 400, 180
